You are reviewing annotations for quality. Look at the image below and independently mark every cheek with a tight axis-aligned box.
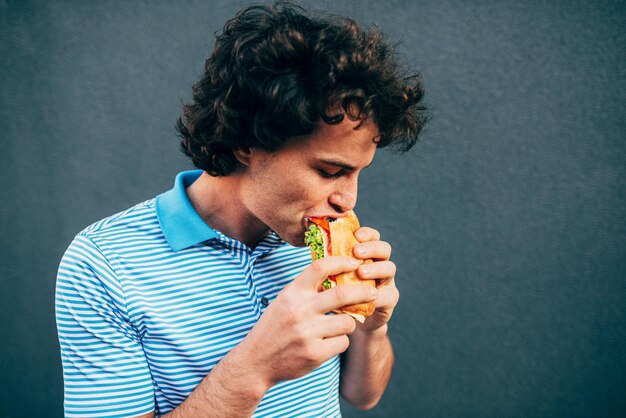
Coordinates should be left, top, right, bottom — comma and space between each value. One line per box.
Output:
278, 172, 321, 203
295, 175, 330, 204
279, 182, 316, 210
255, 177, 307, 212
250, 165, 329, 214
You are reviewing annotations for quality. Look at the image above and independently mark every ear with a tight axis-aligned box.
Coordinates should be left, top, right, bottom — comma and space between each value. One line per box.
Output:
233, 148, 253, 166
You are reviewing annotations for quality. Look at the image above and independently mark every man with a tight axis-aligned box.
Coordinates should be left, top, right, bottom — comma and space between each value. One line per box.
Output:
56, 2, 426, 417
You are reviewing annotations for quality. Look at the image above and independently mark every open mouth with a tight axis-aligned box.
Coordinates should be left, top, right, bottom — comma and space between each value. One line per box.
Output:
304, 216, 337, 229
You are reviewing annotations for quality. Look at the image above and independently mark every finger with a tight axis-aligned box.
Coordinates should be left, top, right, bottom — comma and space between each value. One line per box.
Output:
295, 256, 359, 290
354, 226, 380, 242
316, 283, 378, 314
319, 334, 351, 358
315, 313, 357, 338
372, 283, 400, 310
353, 240, 392, 261
357, 260, 396, 282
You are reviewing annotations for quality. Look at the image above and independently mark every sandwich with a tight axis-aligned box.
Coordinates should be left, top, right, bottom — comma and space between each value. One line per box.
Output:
304, 210, 376, 323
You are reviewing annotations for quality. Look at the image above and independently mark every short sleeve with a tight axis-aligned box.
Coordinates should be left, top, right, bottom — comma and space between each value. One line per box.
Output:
55, 234, 155, 418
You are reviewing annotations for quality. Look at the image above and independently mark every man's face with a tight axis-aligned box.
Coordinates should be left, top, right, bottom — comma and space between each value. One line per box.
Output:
239, 117, 379, 247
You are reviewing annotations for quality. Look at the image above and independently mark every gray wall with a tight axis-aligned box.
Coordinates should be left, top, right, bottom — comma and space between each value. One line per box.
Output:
1, 0, 625, 417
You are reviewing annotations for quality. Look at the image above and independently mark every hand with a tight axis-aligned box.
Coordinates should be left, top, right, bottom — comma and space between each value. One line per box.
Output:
238, 256, 378, 387
352, 227, 399, 332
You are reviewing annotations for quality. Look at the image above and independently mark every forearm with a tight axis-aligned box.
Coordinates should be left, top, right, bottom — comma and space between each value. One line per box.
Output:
339, 324, 394, 410
163, 343, 271, 418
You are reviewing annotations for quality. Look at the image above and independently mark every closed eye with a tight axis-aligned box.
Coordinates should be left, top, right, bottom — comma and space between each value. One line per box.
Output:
317, 169, 345, 179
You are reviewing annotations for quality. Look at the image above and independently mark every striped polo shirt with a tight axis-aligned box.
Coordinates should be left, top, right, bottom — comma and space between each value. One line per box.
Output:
56, 170, 341, 418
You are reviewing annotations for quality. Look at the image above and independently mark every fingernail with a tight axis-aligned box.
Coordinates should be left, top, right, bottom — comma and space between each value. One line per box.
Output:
360, 265, 370, 276
350, 258, 359, 267
355, 246, 365, 256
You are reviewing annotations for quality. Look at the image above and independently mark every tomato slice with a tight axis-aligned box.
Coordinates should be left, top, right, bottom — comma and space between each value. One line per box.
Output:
309, 217, 330, 232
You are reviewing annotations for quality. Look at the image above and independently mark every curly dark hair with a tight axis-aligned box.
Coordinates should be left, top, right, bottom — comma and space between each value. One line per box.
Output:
177, 1, 427, 176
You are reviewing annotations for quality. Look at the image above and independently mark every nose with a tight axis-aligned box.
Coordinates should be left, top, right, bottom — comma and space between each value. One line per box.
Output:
328, 175, 358, 214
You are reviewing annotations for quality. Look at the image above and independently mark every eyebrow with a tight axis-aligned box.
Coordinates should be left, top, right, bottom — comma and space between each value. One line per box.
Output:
319, 159, 373, 171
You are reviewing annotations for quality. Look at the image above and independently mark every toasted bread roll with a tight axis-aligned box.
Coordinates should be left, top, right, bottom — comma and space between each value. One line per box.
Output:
329, 211, 376, 322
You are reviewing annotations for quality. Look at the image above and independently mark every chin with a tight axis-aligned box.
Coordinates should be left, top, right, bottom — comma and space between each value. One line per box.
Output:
282, 233, 308, 248
274, 225, 308, 248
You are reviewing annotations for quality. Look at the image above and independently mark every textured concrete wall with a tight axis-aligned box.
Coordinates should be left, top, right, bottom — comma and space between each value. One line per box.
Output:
1, 1, 624, 416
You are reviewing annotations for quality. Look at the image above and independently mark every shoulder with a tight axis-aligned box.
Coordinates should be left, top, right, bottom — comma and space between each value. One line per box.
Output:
62, 198, 163, 267
79, 198, 158, 239
58, 199, 163, 299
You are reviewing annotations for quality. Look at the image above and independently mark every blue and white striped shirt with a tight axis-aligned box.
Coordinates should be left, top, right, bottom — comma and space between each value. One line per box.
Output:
56, 170, 341, 417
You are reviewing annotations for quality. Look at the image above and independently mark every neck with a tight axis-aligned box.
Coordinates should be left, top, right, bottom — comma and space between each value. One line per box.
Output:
186, 171, 269, 248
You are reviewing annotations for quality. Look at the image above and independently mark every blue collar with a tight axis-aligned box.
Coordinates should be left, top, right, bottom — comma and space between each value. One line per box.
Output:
156, 170, 218, 252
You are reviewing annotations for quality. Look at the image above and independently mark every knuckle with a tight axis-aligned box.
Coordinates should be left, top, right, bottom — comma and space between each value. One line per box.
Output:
338, 335, 350, 353
388, 260, 397, 276
392, 287, 400, 304
344, 315, 356, 333
284, 304, 303, 326
357, 227, 380, 242
301, 342, 319, 363
280, 299, 303, 329
333, 285, 349, 303
309, 259, 325, 275
293, 324, 307, 344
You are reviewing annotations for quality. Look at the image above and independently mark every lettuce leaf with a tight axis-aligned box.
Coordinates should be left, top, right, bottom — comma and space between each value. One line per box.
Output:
304, 223, 325, 260
322, 278, 334, 289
